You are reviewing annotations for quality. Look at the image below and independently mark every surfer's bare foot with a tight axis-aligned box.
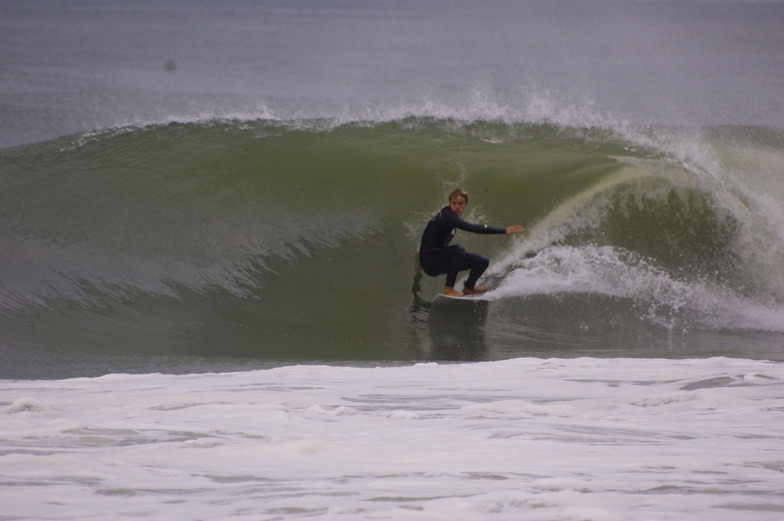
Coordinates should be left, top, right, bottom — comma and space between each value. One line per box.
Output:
462, 286, 488, 295
444, 287, 464, 297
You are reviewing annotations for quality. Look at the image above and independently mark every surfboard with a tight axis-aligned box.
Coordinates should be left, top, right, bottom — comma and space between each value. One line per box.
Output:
431, 293, 489, 305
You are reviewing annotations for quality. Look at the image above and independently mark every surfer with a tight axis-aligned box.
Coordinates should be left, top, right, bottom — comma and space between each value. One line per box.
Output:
419, 188, 524, 297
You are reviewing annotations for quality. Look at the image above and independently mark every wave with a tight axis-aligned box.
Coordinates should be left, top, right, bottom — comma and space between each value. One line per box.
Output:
2, 116, 783, 372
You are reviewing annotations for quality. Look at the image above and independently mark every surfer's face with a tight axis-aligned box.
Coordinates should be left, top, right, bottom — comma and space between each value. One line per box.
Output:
449, 195, 466, 216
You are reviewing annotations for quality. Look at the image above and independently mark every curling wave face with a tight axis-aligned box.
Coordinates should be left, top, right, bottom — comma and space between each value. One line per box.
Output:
1, 118, 783, 377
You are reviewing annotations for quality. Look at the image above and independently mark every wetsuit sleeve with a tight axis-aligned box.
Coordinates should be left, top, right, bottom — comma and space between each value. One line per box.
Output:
457, 221, 507, 234
447, 212, 506, 235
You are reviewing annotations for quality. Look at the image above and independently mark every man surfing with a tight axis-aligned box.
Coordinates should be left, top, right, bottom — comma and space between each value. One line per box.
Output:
419, 188, 524, 297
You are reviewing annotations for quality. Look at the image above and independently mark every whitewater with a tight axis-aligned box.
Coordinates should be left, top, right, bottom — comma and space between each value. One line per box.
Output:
3, 358, 784, 520
2, 1, 784, 519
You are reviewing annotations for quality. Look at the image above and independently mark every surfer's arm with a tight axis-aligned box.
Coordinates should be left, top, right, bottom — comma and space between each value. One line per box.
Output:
452, 216, 510, 235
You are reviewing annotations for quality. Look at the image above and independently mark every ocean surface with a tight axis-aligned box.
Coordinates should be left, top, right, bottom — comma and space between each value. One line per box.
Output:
2, 0, 784, 519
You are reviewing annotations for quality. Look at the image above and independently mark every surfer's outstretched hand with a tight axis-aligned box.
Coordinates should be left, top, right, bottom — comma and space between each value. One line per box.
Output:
506, 225, 524, 234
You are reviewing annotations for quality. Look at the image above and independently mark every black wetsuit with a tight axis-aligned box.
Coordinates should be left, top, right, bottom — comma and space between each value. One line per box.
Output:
418, 206, 506, 289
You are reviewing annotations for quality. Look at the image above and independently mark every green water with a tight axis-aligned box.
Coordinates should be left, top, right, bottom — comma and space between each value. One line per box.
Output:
2, 119, 783, 378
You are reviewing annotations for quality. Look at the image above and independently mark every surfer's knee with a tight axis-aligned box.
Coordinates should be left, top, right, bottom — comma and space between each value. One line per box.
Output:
469, 254, 489, 271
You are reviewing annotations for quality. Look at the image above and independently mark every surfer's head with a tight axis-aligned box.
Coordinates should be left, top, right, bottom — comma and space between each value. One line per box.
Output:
449, 188, 468, 216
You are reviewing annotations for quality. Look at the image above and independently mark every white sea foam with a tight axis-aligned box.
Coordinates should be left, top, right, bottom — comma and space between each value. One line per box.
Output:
489, 244, 784, 333
2, 358, 783, 520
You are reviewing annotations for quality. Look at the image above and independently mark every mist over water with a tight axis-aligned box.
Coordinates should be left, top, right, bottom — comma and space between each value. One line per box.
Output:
1, 0, 783, 149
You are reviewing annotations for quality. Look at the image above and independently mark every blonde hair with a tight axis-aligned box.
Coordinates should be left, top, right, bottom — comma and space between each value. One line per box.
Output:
448, 188, 468, 204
